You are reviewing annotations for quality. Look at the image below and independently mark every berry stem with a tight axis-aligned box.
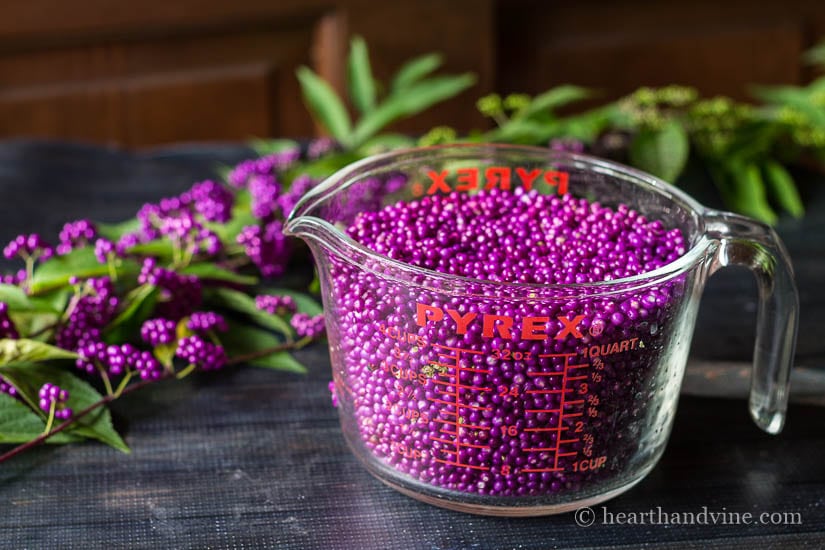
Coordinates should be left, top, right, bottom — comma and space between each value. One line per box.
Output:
42, 401, 56, 435
96, 363, 114, 397
175, 363, 197, 379
0, 374, 170, 465
113, 371, 133, 398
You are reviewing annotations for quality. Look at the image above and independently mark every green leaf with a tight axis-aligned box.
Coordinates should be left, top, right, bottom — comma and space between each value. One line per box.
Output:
0, 363, 128, 452
249, 138, 300, 157
97, 218, 141, 241
9, 312, 59, 341
351, 73, 476, 147
391, 53, 443, 92
762, 161, 804, 218
347, 36, 377, 114
181, 264, 258, 286
205, 288, 293, 336
0, 339, 77, 365
153, 343, 176, 368
260, 287, 323, 316
31, 247, 139, 295
103, 284, 158, 344
729, 162, 778, 225
0, 284, 58, 313
516, 85, 592, 120
128, 240, 175, 260
628, 120, 690, 183
0, 393, 78, 444
296, 66, 352, 146
221, 321, 306, 373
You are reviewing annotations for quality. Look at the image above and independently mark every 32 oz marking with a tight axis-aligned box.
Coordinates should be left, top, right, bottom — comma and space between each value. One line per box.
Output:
491, 348, 532, 361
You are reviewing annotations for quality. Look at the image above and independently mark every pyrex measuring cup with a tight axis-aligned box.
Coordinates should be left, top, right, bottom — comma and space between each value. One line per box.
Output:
284, 144, 798, 516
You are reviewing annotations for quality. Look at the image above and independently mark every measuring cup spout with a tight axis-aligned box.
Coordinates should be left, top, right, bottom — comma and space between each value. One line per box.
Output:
704, 210, 799, 434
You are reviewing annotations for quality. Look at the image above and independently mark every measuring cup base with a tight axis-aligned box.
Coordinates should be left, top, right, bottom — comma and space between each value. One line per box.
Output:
376, 474, 649, 517
370, 466, 654, 517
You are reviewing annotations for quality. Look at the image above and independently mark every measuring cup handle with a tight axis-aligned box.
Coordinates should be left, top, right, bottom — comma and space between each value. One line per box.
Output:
704, 210, 799, 434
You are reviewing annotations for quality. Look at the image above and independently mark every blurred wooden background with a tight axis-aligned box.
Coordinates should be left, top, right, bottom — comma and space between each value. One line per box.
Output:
1, 0, 823, 147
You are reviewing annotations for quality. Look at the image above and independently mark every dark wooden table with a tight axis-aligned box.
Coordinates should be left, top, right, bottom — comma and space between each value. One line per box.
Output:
0, 141, 822, 549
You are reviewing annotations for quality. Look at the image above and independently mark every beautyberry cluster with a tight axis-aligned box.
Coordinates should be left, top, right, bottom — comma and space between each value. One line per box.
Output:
138, 259, 202, 320
236, 221, 290, 277
57, 219, 97, 255
38, 383, 72, 420
3, 233, 53, 261
77, 341, 163, 381
176, 336, 227, 371
187, 311, 228, 333
255, 294, 297, 316
140, 318, 177, 346
290, 313, 326, 339
56, 277, 119, 351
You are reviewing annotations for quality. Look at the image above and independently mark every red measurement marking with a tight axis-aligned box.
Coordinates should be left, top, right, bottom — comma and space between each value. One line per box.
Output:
537, 352, 578, 358
524, 426, 568, 432
427, 397, 490, 411
557, 452, 578, 458
521, 467, 564, 473
431, 379, 492, 392
435, 419, 490, 431
434, 459, 490, 471
440, 448, 458, 454
567, 375, 589, 381
433, 364, 490, 374
565, 400, 585, 406
440, 429, 456, 435
565, 412, 583, 418
526, 371, 564, 377
523, 447, 556, 452
525, 408, 562, 414
567, 363, 590, 369
526, 388, 572, 395
430, 436, 490, 450
559, 439, 579, 445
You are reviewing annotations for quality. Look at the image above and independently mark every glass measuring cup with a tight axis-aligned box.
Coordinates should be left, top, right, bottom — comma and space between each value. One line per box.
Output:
284, 144, 798, 516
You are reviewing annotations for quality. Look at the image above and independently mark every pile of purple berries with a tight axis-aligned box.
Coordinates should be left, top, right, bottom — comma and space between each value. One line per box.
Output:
330, 187, 688, 500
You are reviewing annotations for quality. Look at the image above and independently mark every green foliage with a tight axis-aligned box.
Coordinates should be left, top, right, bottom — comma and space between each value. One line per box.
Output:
289, 37, 825, 223
295, 37, 475, 152
628, 120, 690, 183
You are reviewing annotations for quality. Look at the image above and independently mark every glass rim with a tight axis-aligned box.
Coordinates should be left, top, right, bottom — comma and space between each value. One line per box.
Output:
285, 143, 712, 298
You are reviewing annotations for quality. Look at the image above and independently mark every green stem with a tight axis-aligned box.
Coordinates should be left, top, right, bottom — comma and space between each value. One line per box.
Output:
175, 363, 197, 379
96, 363, 114, 396
42, 402, 56, 435
107, 257, 118, 282
0, 374, 170, 465
113, 372, 133, 398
